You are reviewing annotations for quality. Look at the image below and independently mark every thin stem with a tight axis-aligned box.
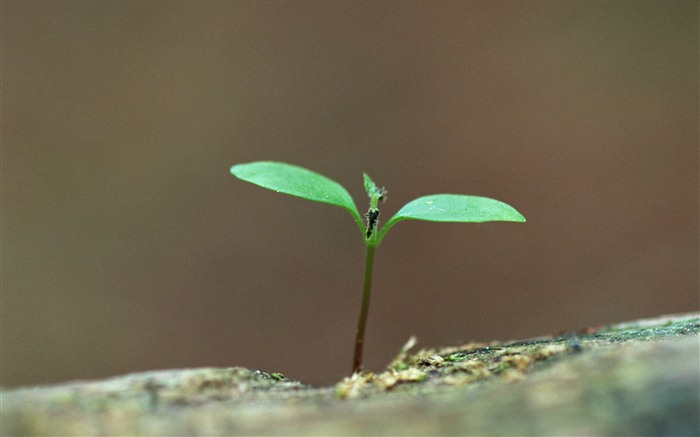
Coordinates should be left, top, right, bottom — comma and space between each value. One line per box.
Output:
353, 244, 377, 373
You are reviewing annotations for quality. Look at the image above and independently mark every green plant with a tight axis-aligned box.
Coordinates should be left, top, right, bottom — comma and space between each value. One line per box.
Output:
230, 161, 526, 374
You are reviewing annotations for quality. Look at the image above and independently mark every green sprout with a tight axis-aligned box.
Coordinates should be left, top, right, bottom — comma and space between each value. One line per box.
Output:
230, 161, 526, 374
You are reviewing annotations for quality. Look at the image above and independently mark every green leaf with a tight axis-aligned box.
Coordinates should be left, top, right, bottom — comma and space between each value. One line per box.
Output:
377, 194, 525, 244
230, 161, 362, 224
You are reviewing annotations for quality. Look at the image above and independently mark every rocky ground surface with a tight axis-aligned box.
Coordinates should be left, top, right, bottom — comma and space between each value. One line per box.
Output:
2, 312, 698, 436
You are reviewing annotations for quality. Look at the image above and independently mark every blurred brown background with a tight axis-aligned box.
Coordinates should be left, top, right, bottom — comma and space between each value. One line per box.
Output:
2, 1, 697, 387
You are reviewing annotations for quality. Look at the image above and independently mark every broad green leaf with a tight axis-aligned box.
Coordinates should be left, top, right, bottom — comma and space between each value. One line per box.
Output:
377, 194, 525, 244
231, 161, 362, 224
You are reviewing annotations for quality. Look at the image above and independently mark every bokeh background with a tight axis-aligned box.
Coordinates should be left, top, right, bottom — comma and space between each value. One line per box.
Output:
2, 1, 697, 387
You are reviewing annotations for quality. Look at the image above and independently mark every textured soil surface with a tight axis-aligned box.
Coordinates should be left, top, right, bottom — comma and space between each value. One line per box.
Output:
2, 312, 698, 436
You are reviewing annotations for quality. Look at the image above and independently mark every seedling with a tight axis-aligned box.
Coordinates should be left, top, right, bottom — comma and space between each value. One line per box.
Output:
230, 161, 525, 374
